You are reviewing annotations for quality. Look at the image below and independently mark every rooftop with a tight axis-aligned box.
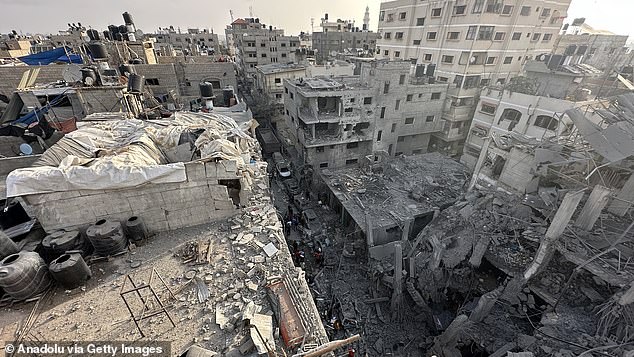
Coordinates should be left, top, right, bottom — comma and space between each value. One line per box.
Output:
256, 63, 305, 75
320, 153, 469, 231
288, 76, 367, 93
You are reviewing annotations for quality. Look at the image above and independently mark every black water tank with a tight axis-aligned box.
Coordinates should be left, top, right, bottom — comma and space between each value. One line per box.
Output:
87, 29, 100, 41
127, 73, 145, 94
130, 58, 144, 64
426, 64, 436, 77
199, 82, 214, 97
81, 67, 97, 85
223, 87, 234, 106
109, 24, 119, 34
114, 33, 123, 41
325, 13, 329, 20
118, 24, 128, 34
0, 199, 30, 230
103, 30, 112, 41
119, 64, 135, 77
122, 12, 134, 25
88, 42, 108, 60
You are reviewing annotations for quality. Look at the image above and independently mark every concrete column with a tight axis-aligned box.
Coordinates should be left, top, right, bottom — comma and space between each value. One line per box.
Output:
575, 185, 612, 230
365, 212, 374, 247
469, 285, 503, 323
310, 124, 315, 140
608, 174, 634, 216
523, 190, 584, 280
390, 243, 403, 322
468, 137, 491, 191
401, 219, 412, 242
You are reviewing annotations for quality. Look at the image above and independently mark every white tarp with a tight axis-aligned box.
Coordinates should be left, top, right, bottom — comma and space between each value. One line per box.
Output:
6, 112, 258, 197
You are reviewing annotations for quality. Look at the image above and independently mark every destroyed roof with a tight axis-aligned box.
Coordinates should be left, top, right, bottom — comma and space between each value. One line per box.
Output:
566, 93, 634, 162
320, 153, 469, 231
5, 111, 259, 197
289, 76, 367, 92
256, 63, 305, 74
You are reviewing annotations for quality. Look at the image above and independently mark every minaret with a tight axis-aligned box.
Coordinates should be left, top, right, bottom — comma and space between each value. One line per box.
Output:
363, 6, 370, 32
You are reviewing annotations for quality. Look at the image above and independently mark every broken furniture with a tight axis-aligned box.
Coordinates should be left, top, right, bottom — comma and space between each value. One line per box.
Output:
119, 267, 177, 337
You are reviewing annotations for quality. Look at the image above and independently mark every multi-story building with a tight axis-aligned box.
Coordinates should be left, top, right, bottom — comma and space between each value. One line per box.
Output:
283, 61, 447, 169
225, 18, 299, 82
551, 20, 631, 71
151, 27, 220, 56
255, 63, 306, 107
376, 0, 572, 156
312, 10, 379, 64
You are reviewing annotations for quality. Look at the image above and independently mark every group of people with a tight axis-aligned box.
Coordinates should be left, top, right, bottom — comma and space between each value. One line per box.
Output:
284, 205, 306, 237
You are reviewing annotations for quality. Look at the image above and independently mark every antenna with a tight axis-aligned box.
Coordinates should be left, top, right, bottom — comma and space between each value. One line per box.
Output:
311, 17, 314, 33
249, 6, 253, 17
229, 9, 234, 23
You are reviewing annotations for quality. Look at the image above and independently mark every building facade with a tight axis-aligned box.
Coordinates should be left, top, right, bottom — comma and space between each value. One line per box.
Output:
255, 63, 306, 107
150, 28, 220, 56
283, 61, 447, 169
312, 12, 379, 64
225, 18, 299, 81
375, 0, 572, 156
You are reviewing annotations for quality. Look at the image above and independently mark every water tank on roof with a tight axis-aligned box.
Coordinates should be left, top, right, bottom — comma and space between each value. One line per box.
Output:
222, 86, 234, 106
119, 64, 135, 77
88, 42, 108, 60
122, 12, 134, 25
87, 29, 100, 41
109, 25, 119, 34
118, 25, 128, 34
325, 13, 329, 20
199, 82, 214, 98
127, 33, 136, 42
130, 58, 144, 64
103, 30, 113, 41
127, 73, 145, 94
114, 33, 123, 41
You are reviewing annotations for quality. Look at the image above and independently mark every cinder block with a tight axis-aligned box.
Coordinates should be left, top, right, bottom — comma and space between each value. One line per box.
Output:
128, 192, 166, 211
208, 185, 231, 201
185, 162, 206, 181
205, 162, 217, 178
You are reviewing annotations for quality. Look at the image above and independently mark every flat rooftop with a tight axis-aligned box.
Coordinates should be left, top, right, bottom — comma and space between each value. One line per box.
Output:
288, 76, 367, 93
320, 153, 469, 231
256, 63, 305, 75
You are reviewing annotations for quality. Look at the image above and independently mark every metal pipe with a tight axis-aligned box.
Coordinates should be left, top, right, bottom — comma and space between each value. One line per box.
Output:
292, 334, 360, 357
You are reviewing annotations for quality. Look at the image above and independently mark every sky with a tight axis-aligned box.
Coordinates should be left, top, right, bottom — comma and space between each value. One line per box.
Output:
1, 0, 633, 42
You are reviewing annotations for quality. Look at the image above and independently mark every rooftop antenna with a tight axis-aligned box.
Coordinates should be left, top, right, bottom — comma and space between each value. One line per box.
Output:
229, 9, 234, 23
311, 17, 314, 33
249, 5, 253, 17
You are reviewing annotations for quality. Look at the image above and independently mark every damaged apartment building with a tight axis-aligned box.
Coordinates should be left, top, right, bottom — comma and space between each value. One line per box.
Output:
283, 60, 447, 169
376, 0, 574, 156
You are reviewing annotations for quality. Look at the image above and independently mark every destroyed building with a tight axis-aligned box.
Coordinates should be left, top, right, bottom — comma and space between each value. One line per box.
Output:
255, 63, 306, 108
283, 60, 447, 169
312, 10, 379, 64
1, 111, 335, 356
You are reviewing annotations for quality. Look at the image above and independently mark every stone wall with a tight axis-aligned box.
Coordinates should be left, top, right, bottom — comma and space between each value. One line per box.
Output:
23, 160, 253, 234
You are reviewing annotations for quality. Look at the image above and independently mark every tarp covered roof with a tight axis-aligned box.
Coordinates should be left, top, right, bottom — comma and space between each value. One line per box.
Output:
18, 47, 82, 66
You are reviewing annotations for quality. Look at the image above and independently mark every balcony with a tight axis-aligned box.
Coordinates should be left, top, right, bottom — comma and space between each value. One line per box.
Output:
445, 105, 473, 121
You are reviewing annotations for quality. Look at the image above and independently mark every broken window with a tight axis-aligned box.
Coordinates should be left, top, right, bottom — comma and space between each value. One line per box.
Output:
319, 162, 328, 168
275, 78, 281, 84
384, 82, 390, 94
317, 97, 338, 114
218, 179, 241, 205
406, 94, 413, 102
380, 107, 386, 118
405, 117, 414, 124
377, 130, 382, 141
145, 78, 160, 85
395, 32, 404, 40
431, 92, 442, 100
499, 108, 522, 130
480, 103, 497, 115
426, 115, 435, 122
346, 142, 359, 149
345, 158, 358, 165
399, 74, 406, 85
395, 99, 400, 110
424, 53, 432, 61
399, 12, 406, 20
364, 97, 372, 104
534, 115, 558, 130
391, 123, 397, 133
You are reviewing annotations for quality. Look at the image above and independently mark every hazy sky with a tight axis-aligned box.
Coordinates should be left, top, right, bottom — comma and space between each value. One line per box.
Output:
1, 0, 633, 42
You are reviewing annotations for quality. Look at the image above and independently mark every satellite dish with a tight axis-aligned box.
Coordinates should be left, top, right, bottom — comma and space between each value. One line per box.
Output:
19, 143, 33, 155
62, 65, 83, 83
539, 54, 547, 61
135, 29, 144, 38
470, 56, 477, 64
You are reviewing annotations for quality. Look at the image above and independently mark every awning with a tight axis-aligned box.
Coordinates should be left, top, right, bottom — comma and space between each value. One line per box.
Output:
18, 47, 83, 66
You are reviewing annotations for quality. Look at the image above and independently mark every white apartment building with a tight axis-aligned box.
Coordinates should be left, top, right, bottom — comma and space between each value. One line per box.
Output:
376, 0, 572, 156
225, 18, 299, 82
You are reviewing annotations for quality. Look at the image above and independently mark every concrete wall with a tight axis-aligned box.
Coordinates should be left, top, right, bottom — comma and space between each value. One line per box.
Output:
499, 147, 536, 193
0, 65, 67, 97
23, 161, 249, 233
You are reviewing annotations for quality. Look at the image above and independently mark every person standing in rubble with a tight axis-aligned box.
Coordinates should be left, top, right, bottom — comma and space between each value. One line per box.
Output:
313, 246, 324, 267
